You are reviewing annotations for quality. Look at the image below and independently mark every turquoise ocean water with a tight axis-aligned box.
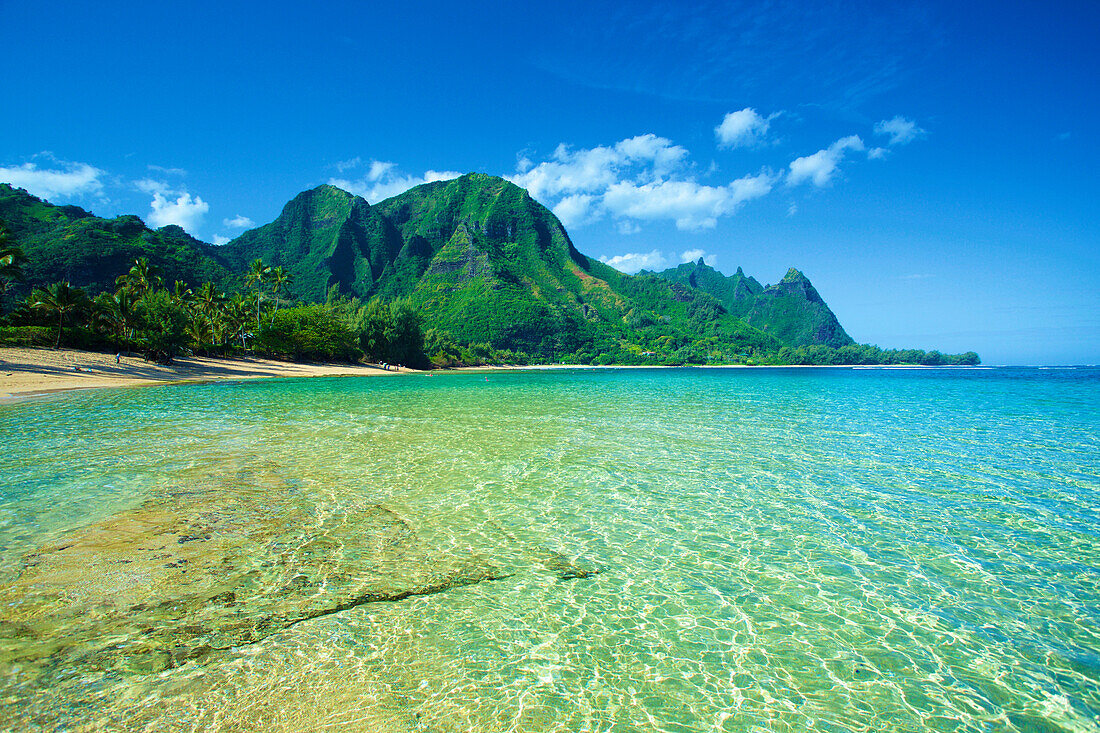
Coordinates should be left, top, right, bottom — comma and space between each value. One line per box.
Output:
0, 367, 1097, 731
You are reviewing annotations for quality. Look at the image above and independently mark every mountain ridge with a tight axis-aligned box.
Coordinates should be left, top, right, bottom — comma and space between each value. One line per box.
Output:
0, 175, 976, 364
649, 258, 853, 348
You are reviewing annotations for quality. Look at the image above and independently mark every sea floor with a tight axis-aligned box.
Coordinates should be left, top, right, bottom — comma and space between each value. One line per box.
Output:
1, 367, 1097, 731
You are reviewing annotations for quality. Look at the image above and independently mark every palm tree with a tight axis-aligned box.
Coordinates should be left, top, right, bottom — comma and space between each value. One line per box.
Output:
93, 289, 138, 350
194, 281, 225, 348
0, 226, 26, 296
31, 282, 89, 348
245, 258, 271, 330
269, 266, 292, 321
225, 292, 253, 349
115, 257, 163, 296
184, 313, 213, 349
170, 280, 193, 309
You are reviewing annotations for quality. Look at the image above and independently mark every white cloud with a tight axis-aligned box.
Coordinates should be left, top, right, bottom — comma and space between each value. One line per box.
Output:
135, 178, 170, 195
367, 160, 396, 181
329, 161, 461, 202
148, 191, 209, 232
0, 159, 104, 201
787, 202, 798, 217
552, 194, 600, 227
603, 173, 773, 230
787, 135, 864, 187
867, 147, 889, 160
508, 134, 689, 201
223, 215, 255, 229
874, 116, 924, 146
681, 249, 716, 266
715, 108, 778, 148
616, 221, 641, 235
598, 249, 669, 273
212, 234, 231, 246
510, 135, 774, 231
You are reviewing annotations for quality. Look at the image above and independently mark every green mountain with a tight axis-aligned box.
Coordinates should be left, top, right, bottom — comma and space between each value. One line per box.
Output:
216, 174, 782, 358
219, 184, 403, 302
0, 174, 884, 362
0, 183, 235, 293
652, 258, 853, 348
653, 259, 763, 319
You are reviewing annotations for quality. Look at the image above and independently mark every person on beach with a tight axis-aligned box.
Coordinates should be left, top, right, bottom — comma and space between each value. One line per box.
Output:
116, 353, 121, 364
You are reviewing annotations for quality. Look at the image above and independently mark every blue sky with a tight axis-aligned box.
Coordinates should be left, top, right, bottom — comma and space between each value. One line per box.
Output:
1, 0, 1097, 364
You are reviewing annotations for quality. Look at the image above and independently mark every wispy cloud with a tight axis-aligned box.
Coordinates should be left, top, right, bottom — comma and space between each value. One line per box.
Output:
787, 135, 864, 187
602, 173, 774, 230
598, 249, 669, 273
527, 3, 942, 110
329, 159, 461, 202
511, 135, 688, 200
681, 249, 716, 265
223, 215, 254, 229
874, 116, 925, 146
0, 155, 104, 201
552, 194, 601, 227
331, 156, 363, 173
135, 178, 171, 195
147, 164, 187, 176
715, 108, 779, 148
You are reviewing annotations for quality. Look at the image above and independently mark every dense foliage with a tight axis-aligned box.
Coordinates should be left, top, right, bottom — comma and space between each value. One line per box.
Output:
0, 184, 235, 298
0, 257, 442, 366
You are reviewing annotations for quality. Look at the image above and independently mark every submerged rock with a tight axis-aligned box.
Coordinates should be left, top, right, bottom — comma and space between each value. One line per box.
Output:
542, 552, 602, 581
0, 465, 515, 680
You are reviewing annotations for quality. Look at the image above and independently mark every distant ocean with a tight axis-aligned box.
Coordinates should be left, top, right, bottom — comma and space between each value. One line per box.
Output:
1, 367, 1097, 731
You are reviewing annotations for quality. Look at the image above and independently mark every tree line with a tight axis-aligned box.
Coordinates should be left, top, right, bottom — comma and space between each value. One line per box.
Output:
0, 236, 459, 365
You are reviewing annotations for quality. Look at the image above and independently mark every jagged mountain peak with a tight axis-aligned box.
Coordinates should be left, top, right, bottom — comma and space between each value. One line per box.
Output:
781, 267, 809, 284
654, 259, 849, 348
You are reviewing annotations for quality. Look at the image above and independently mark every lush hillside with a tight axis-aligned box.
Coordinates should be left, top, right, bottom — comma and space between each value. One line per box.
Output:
654, 259, 763, 320
652, 258, 852, 348
371, 174, 598, 354
220, 184, 403, 302
366, 174, 783, 359
0, 183, 235, 294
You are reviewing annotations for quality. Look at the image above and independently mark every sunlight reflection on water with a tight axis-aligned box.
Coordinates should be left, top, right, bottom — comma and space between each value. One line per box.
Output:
0, 367, 1097, 731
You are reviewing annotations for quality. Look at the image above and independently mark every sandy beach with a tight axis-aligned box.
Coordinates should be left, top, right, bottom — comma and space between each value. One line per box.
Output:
0, 347, 413, 401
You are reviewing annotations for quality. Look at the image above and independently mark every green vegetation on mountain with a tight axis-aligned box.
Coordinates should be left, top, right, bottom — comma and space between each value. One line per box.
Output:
0, 183, 235, 295
0, 175, 980, 366
652, 259, 852, 348
219, 185, 402, 302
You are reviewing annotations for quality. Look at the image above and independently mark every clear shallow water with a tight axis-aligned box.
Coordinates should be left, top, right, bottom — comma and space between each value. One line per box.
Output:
0, 367, 1098, 731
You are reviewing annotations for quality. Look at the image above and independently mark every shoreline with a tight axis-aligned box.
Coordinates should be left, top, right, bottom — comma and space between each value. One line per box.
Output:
0, 347, 992, 403
0, 347, 417, 403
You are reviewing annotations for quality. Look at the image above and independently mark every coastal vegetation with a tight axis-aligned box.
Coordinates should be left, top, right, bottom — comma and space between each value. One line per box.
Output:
0, 180, 980, 367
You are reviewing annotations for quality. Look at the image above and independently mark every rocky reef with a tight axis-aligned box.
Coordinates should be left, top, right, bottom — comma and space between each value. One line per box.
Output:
0, 461, 598, 686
